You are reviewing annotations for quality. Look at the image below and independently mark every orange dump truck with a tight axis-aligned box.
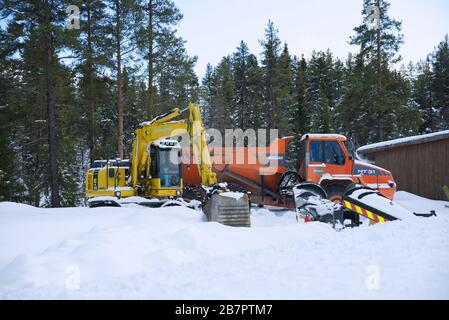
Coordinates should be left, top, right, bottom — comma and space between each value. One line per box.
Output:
183, 133, 396, 208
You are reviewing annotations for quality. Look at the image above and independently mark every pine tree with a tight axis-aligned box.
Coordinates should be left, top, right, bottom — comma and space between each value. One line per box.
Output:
340, 53, 378, 145
201, 63, 218, 128
350, 0, 404, 141
153, 31, 198, 114
412, 57, 435, 133
106, 0, 143, 159
291, 55, 308, 135
77, 0, 112, 163
432, 35, 449, 129
1, 0, 81, 207
278, 43, 294, 136
214, 56, 234, 133
232, 41, 250, 130
260, 20, 282, 129
0, 60, 24, 202
246, 54, 264, 129
319, 89, 331, 133
137, 0, 182, 114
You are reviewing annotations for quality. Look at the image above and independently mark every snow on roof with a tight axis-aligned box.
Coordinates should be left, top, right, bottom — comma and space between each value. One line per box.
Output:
357, 130, 449, 154
152, 139, 181, 149
300, 133, 347, 141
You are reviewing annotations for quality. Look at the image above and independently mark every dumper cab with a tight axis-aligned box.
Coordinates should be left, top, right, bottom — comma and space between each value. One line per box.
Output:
298, 134, 396, 200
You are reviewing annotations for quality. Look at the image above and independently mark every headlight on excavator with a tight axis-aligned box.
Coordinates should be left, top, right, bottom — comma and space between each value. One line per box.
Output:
176, 190, 182, 197
114, 191, 122, 198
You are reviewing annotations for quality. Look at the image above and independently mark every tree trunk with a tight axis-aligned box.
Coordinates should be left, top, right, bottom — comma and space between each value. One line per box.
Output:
115, 0, 124, 159
44, 0, 60, 207
86, 2, 96, 163
147, 0, 154, 115
376, 0, 384, 141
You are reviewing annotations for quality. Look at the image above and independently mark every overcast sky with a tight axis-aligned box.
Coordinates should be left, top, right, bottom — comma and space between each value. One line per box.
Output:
176, 0, 449, 78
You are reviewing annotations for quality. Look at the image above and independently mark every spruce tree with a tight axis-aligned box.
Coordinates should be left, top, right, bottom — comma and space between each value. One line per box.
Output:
350, 0, 404, 141
260, 20, 282, 129
77, 0, 112, 163
412, 57, 435, 133
137, 0, 182, 114
432, 35, 449, 129
106, 0, 142, 159
1, 0, 80, 207
246, 54, 264, 129
201, 63, 218, 128
291, 55, 308, 135
214, 56, 234, 133
232, 41, 250, 130
278, 43, 294, 136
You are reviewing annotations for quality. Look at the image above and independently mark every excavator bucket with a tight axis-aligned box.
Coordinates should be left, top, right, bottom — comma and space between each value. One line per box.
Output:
203, 193, 251, 227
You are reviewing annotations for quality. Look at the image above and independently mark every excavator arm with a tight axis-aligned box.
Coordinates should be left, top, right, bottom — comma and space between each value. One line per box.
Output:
129, 103, 250, 227
130, 103, 217, 188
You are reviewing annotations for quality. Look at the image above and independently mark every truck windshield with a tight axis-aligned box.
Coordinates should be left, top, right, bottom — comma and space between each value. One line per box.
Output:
310, 141, 345, 165
158, 149, 181, 187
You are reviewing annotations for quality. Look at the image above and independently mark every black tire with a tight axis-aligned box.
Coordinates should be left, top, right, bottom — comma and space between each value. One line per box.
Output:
183, 185, 204, 202
325, 184, 353, 202
278, 171, 303, 191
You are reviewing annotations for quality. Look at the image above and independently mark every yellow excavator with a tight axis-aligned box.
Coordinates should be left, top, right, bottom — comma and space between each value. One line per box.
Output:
85, 103, 251, 227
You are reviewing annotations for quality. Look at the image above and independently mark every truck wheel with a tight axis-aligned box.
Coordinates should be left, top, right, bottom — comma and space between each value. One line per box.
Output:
325, 184, 351, 203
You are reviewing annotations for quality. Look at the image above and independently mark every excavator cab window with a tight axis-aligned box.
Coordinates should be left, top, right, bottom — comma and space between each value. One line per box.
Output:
157, 148, 182, 188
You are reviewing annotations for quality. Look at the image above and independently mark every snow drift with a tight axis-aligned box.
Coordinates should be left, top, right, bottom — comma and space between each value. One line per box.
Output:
0, 192, 448, 299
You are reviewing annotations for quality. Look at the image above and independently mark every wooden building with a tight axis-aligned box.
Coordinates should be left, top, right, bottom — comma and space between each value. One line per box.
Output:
357, 130, 449, 200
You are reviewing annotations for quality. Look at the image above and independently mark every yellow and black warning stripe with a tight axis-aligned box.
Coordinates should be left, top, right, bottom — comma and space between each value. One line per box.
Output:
343, 200, 388, 223
342, 196, 399, 223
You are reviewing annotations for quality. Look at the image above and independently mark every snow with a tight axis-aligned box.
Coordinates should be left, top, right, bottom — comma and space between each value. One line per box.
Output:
346, 189, 415, 221
357, 130, 449, 154
219, 192, 245, 200
1, 192, 449, 299
301, 133, 347, 141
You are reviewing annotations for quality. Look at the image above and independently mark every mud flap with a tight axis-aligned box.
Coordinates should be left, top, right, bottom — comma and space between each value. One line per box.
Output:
204, 193, 251, 227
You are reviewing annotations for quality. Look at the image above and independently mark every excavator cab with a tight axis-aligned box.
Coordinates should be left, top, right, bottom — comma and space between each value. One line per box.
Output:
144, 139, 183, 198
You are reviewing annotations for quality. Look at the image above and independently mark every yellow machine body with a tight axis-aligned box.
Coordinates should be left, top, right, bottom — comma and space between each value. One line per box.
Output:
85, 103, 217, 201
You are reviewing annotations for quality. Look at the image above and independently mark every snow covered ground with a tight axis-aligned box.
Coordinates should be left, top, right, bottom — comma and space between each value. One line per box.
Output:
0, 191, 448, 300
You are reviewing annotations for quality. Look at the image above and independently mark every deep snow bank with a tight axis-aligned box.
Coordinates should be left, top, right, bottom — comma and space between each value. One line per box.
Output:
0, 192, 448, 299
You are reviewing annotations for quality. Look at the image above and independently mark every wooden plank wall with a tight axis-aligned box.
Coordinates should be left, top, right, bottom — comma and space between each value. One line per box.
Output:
372, 138, 449, 200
